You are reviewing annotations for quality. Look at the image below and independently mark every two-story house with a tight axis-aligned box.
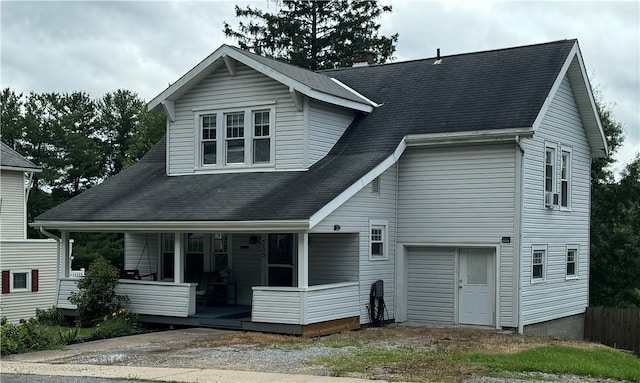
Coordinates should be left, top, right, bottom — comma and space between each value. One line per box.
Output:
34, 39, 607, 338
0, 143, 58, 322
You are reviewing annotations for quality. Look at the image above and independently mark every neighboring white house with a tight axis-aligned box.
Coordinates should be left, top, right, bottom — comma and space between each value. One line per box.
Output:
34, 40, 606, 338
0, 142, 58, 323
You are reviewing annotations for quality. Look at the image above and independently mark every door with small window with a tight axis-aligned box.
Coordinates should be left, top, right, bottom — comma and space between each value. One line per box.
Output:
458, 247, 495, 326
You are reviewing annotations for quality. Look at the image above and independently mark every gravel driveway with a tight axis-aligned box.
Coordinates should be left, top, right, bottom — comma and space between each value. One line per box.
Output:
3, 326, 632, 383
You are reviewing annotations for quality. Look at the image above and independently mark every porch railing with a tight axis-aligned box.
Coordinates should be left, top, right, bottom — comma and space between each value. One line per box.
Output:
252, 282, 360, 325
57, 278, 196, 317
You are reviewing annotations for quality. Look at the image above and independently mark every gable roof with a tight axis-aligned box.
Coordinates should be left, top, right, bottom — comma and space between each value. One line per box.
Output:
35, 39, 604, 229
148, 44, 376, 115
0, 142, 41, 172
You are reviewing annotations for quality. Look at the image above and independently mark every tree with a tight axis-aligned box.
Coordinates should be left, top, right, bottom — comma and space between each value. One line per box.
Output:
589, 95, 639, 308
224, 0, 398, 70
0, 88, 24, 149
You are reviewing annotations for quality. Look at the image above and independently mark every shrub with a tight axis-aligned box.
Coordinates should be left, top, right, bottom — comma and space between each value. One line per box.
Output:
0, 317, 63, 355
92, 308, 142, 339
36, 306, 64, 326
69, 258, 127, 326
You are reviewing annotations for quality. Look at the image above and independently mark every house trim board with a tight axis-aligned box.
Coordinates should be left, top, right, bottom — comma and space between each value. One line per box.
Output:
515, 141, 525, 334
33, 220, 309, 232
0, 166, 42, 173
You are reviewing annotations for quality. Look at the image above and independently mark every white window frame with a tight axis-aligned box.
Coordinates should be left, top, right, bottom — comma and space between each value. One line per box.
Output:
543, 143, 557, 207
252, 110, 272, 164
566, 245, 579, 280
369, 219, 388, 261
560, 147, 572, 210
200, 114, 217, 166
10, 270, 30, 292
531, 245, 547, 283
224, 111, 246, 165
194, 104, 275, 171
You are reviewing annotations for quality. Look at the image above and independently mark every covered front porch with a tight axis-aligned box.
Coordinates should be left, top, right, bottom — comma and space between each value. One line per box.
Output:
54, 227, 362, 335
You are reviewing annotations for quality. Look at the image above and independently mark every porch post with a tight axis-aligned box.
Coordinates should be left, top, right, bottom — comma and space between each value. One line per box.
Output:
174, 232, 184, 283
297, 231, 309, 288
60, 231, 71, 278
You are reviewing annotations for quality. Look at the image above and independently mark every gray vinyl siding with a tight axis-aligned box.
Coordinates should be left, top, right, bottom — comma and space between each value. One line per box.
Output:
169, 63, 305, 174
0, 240, 58, 322
520, 75, 591, 325
406, 247, 455, 324
0, 171, 26, 239
307, 100, 355, 166
311, 165, 397, 324
231, 233, 264, 306
308, 233, 359, 285
124, 233, 159, 278
397, 144, 517, 327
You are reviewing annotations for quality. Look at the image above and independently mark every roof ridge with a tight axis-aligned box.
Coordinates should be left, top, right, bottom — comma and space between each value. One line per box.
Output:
321, 39, 576, 73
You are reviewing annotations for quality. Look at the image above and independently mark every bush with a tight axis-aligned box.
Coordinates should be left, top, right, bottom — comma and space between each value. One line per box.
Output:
36, 306, 64, 326
0, 317, 64, 355
92, 308, 141, 339
69, 258, 127, 326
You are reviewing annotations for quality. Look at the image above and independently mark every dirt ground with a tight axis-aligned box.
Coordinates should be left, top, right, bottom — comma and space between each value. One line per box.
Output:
7, 325, 608, 383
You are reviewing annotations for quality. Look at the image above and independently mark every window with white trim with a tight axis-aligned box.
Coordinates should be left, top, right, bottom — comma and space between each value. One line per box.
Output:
11, 271, 29, 291
566, 245, 578, 279
369, 219, 388, 260
545, 146, 555, 194
197, 106, 275, 169
531, 245, 546, 282
201, 114, 217, 165
253, 110, 271, 163
560, 149, 571, 208
225, 112, 245, 164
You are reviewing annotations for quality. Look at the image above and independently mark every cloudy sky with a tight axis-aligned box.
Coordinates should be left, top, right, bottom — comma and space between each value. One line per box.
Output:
2, 1, 638, 174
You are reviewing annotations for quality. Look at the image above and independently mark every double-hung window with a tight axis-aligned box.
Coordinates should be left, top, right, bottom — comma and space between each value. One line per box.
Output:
531, 245, 546, 283
566, 245, 578, 279
225, 112, 245, 164
369, 219, 388, 260
560, 149, 571, 208
197, 106, 274, 169
253, 110, 270, 163
545, 146, 555, 194
201, 115, 217, 165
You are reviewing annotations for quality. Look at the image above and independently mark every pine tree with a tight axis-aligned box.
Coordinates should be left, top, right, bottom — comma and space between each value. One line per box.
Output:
224, 0, 398, 70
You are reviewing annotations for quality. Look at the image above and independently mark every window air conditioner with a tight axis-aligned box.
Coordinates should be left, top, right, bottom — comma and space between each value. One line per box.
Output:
545, 191, 560, 208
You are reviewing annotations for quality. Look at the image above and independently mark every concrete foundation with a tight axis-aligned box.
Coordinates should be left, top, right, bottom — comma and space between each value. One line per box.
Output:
523, 313, 584, 340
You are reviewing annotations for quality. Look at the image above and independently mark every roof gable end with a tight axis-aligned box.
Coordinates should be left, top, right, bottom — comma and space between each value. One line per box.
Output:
532, 41, 608, 158
0, 142, 41, 172
148, 45, 374, 116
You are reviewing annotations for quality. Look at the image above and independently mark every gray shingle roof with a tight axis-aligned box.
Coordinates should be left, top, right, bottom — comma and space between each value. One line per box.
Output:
0, 142, 40, 171
226, 45, 373, 105
35, 40, 576, 224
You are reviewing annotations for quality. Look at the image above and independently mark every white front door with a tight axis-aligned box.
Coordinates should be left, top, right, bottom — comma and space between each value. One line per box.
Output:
458, 248, 495, 326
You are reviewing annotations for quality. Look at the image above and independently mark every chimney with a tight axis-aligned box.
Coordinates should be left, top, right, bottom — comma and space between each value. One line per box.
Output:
352, 51, 377, 67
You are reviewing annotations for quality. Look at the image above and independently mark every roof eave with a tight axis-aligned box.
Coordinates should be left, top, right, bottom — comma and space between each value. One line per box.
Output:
531, 41, 608, 159
404, 127, 535, 146
31, 219, 310, 232
148, 45, 373, 114
0, 166, 42, 173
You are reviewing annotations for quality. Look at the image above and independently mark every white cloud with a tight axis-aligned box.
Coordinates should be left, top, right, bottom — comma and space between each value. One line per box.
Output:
2, 0, 638, 171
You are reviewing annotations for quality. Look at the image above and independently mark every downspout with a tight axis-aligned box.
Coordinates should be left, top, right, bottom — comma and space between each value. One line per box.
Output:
39, 227, 62, 305
515, 136, 525, 334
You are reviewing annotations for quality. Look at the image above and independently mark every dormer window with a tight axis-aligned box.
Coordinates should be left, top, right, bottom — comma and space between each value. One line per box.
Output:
225, 112, 245, 164
196, 104, 275, 170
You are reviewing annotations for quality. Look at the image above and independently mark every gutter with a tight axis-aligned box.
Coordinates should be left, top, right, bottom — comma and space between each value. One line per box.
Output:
39, 227, 62, 304
404, 127, 535, 147
31, 220, 310, 232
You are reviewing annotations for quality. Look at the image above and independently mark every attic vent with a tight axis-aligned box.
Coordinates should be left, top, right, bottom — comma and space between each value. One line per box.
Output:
433, 48, 442, 65
371, 176, 380, 195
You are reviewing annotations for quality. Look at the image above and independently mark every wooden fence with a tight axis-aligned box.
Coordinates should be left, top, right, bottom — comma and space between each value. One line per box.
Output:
584, 306, 639, 356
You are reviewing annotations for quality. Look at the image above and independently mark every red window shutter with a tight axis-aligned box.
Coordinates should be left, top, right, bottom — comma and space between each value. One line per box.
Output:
31, 270, 39, 292
2, 270, 9, 294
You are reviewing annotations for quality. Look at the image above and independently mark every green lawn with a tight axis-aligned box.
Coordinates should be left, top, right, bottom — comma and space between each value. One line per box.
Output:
459, 345, 640, 382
